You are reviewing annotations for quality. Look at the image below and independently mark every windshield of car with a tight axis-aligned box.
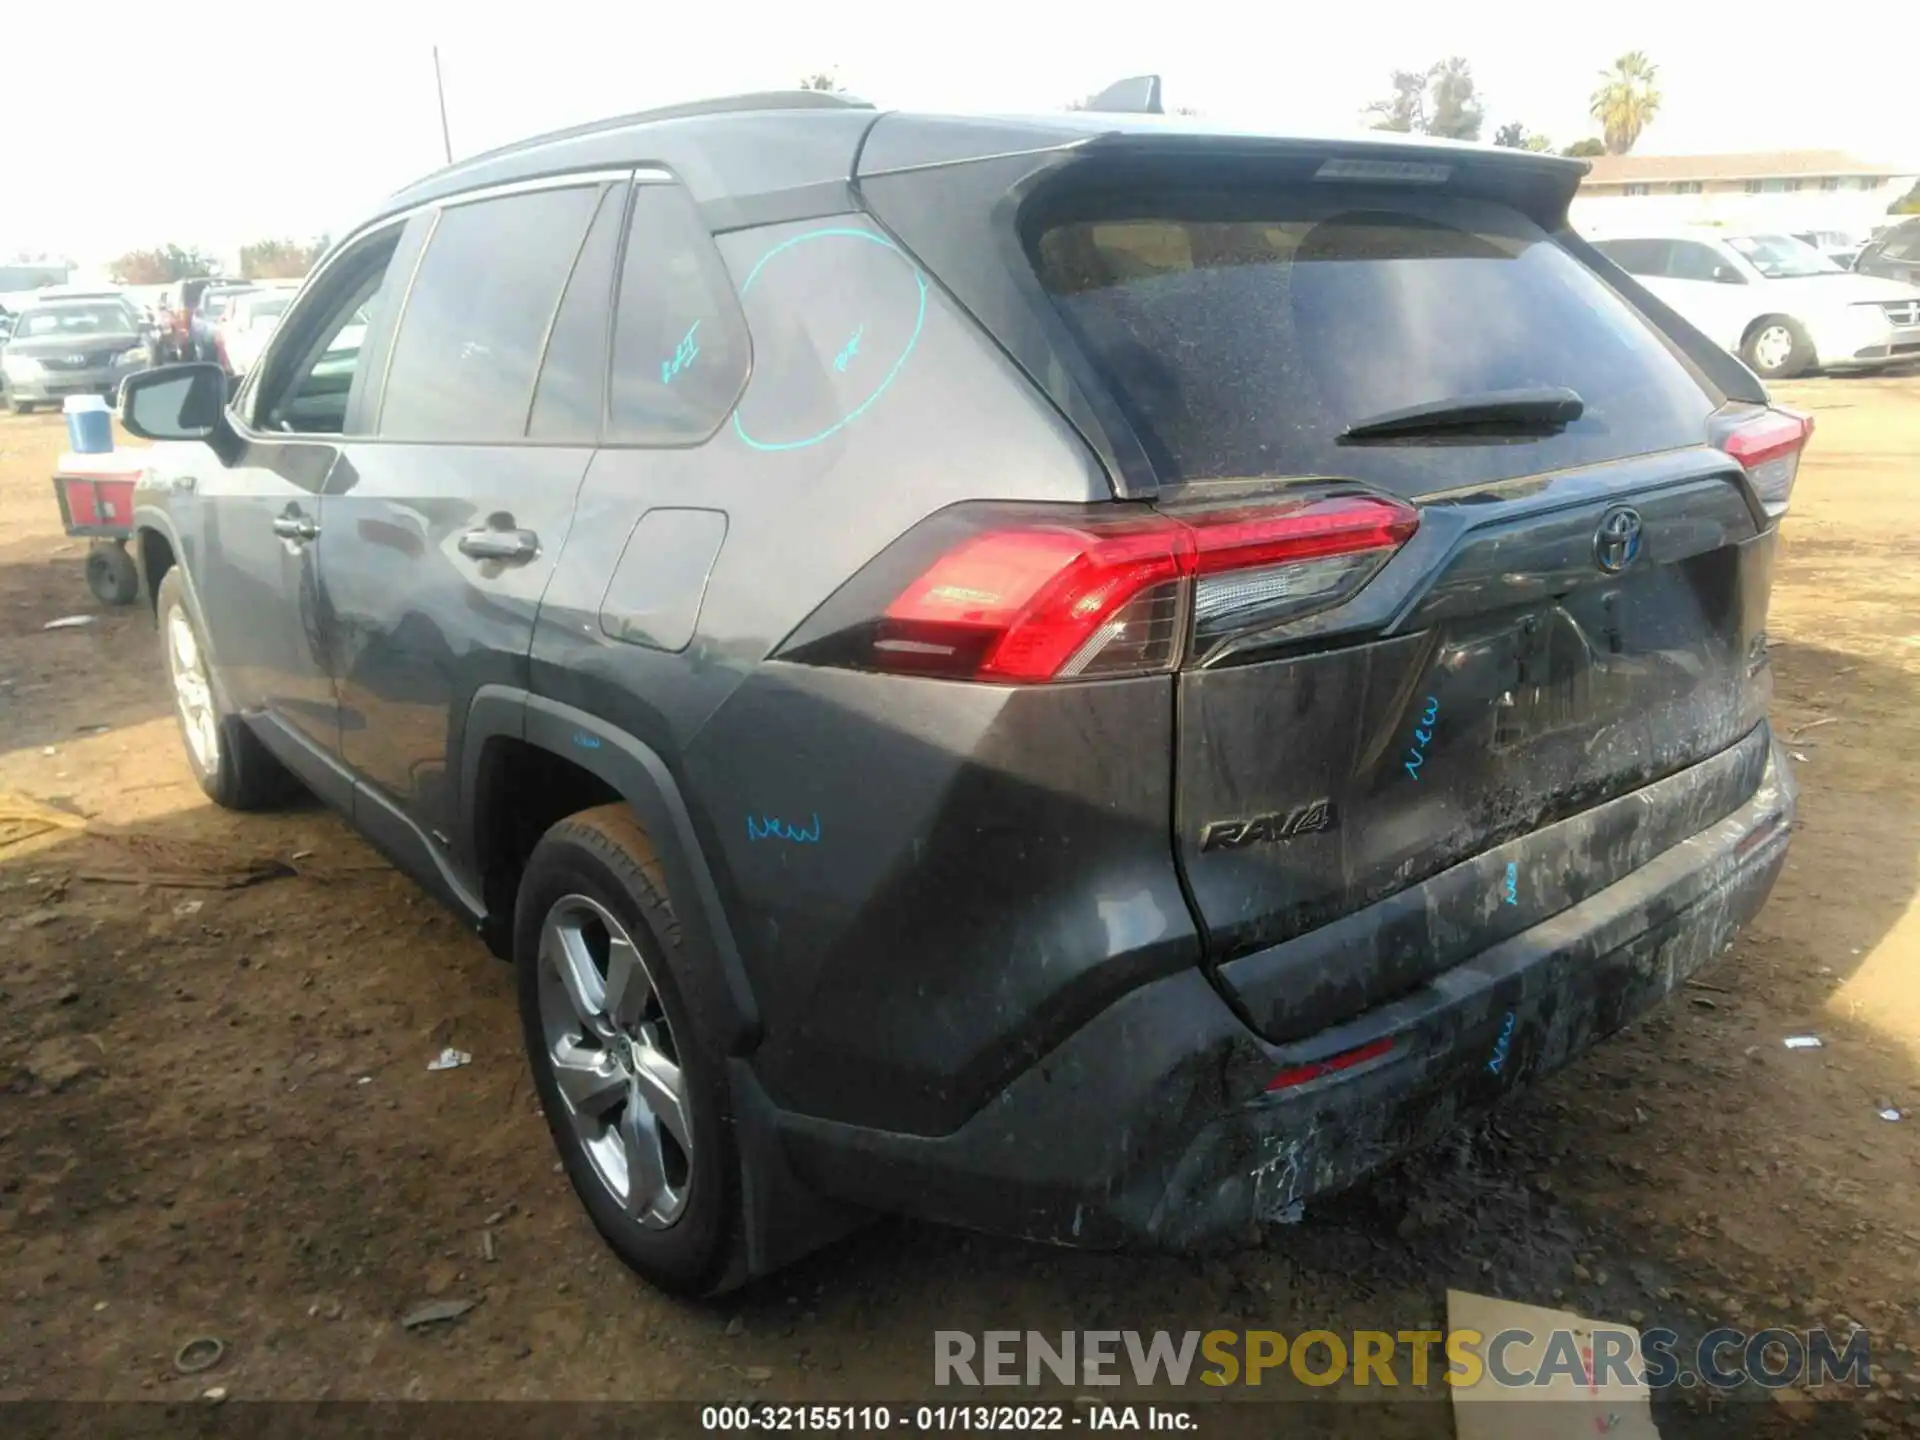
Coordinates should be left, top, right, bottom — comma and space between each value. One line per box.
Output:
1725, 234, 1844, 279
14, 304, 135, 338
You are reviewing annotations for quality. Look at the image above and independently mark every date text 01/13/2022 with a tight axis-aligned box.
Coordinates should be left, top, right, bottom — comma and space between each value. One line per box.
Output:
699, 1404, 1195, 1431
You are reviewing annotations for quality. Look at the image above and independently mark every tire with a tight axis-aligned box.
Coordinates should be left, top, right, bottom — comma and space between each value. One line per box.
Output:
85, 543, 140, 606
154, 569, 300, 810
515, 804, 742, 1296
1741, 316, 1816, 380
10, 400, 33, 415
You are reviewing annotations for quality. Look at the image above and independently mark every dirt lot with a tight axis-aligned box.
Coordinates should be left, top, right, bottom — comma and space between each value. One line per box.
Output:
1, 376, 1917, 1432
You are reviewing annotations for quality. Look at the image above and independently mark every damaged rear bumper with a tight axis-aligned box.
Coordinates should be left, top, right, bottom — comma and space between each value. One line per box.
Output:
772, 732, 1795, 1251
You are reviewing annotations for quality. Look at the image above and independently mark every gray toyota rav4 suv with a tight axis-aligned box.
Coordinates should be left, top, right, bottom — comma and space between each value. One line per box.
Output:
119, 90, 1803, 1295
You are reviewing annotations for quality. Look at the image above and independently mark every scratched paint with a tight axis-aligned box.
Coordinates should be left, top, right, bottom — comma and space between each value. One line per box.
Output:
1403, 695, 1440, 780
746, 813, 821, 844
833, 324, 863, 373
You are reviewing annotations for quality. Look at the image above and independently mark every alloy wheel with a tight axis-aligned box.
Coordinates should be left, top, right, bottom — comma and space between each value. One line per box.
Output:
536, 893, 692, 1227
165, 604, 220, 775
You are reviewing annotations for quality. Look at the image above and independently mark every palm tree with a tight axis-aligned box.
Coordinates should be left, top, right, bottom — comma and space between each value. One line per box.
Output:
1591, 52, 1662, 155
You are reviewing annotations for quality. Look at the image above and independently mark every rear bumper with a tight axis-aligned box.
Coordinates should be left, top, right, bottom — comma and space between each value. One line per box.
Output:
772, 732, 1795, 1250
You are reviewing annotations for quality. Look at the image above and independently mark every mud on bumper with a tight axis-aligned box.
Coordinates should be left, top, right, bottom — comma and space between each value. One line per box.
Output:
772, 735, 1795, 1251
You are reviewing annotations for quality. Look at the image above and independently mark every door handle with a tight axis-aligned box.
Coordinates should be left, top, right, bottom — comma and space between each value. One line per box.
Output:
458, 527, 540, 563
271, 514, 319, 541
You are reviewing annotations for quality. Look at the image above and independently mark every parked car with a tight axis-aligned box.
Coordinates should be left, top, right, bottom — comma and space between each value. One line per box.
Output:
1, 300, 152, 412
155, 276, 239, 361
188, 283, 257, 362
1790, 229, 1863, 269
1590, 227, 1920, 377
1853, 217, 1920, 289
118, 93, 1801, 1295
213, 283, 298, 377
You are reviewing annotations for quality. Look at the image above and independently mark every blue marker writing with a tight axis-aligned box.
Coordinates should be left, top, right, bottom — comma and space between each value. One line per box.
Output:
1403, 695, 1440, 781
747, 813, 821, 844
834, 324, 863, 373
661, 321, 701, 385
1487, 1010, 1516, 1075
1503, 862, 1518, 905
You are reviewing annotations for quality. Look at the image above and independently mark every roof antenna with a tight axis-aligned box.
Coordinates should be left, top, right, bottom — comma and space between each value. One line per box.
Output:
1083, 75, 1163, 115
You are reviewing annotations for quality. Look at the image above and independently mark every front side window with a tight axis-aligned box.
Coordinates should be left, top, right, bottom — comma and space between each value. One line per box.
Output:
606, 181, 749, 444
1665, 241, 1743, 284
378, 184, 603, 442
1724, 234, 1842, 280
257, 234, 399, 436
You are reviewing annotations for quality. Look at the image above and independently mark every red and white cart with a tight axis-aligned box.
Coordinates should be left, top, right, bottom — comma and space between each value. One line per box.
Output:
50, 449, 148, 606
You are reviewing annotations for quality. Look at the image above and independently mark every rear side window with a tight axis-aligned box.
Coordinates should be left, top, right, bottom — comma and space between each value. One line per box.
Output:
379, 184, 602, 442
1593, 238, 1668, 276
607, 181, 749, 444
1882, 224, 1920, 262
1031, 189, 1717, 495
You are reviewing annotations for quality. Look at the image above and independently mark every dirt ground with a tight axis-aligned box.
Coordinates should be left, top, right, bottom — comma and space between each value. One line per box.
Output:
1, 375, 1917, 1433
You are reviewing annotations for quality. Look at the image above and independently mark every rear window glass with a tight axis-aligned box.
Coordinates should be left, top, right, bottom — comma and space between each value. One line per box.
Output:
1031, 189, 1716, 494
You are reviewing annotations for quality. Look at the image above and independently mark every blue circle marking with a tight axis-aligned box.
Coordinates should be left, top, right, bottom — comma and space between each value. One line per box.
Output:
731, 227, 928, 453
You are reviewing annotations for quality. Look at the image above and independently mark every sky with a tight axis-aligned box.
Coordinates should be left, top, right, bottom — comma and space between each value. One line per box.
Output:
7, 0, 1914, 267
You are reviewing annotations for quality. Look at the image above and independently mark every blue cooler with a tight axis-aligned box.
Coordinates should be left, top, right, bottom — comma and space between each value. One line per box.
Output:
64, 395, 114, 454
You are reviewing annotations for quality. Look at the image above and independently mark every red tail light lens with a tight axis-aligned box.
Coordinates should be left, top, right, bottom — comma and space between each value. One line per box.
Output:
782, 493, 1418, 684
1715, 405, 1812, 519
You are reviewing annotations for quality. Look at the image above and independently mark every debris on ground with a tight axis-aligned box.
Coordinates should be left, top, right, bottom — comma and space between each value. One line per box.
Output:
172, 899, 203, 918
41, 615, 96, 631
1880, 1108, 1903, 1122
173, 1336, 224, 1375
1783, 1035, 1823, 1049
400, 1299, 477, 1330
427, 1048, 472, 1072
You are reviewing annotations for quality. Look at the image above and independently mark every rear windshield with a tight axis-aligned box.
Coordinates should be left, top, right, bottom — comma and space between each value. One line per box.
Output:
1030, 188, 1716, 494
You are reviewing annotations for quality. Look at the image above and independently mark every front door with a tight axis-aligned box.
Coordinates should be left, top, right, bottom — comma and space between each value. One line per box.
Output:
190, 226, 411, 760
317, 177, 623, 854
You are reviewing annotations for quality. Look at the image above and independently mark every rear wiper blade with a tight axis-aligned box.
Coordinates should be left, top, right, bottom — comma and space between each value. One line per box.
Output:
1339, 386, 1585, 442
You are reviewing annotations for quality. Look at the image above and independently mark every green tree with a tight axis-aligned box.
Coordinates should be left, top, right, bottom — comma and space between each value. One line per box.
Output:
1890, 180, 1920, 214
1496, 123, 1558, 152
1365, 69, 1429, 133
1562, 137, 1608, 158
238, 237, 327, 280
1366, 59, 1481, 140
1591, 51, 1662, 155
107, 244, 216, 285
1427, 57, 1483, 141
798, 70, 844, 93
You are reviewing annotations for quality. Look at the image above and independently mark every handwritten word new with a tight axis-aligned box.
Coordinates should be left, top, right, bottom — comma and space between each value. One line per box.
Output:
1403, 695, 1440, 781
1487, 1011, 1516, 1075
834, 324, 863, 374
747, 813, 821, 844
661, 321, 701, 385
1503, 862, 1518, 905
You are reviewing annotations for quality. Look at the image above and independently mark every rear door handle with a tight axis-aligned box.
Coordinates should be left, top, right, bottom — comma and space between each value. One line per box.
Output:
458, 527, 540, 563
271, 514, 318, 541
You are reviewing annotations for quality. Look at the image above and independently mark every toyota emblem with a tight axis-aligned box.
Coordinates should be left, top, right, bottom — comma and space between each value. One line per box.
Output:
1594, 506, 1644, 574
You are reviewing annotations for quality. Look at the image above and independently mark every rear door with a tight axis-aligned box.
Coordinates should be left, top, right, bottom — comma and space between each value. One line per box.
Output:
1024, 185, 1778, 1039
317, 175, 623, 860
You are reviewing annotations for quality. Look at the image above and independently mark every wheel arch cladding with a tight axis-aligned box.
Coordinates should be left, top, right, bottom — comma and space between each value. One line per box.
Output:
462, 688, 761, 1052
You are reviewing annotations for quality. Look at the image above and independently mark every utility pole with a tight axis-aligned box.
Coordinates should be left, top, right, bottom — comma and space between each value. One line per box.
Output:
433, 46, 453, 164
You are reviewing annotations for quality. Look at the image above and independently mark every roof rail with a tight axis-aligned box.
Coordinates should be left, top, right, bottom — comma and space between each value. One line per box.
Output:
402, 89, 875, 192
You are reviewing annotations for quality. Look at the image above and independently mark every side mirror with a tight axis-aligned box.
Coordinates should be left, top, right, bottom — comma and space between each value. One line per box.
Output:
119, 362, 229, 441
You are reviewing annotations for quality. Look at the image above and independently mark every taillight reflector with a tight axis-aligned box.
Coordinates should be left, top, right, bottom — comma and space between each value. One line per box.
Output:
838, 494, 1417, 683
1265, 1036, 1394, 1092
1718, 406, 1812, 519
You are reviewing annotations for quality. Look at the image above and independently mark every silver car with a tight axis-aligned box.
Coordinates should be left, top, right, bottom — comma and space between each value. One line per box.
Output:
0, 301, 152, 413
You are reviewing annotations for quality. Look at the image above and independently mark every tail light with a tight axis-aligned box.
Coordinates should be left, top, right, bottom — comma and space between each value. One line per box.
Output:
778, 492, 1418, 684
1713, 405, 1813, 519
